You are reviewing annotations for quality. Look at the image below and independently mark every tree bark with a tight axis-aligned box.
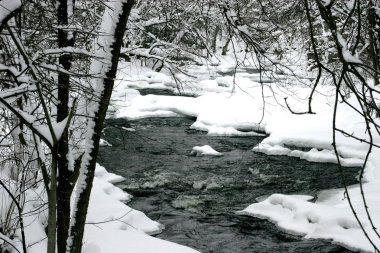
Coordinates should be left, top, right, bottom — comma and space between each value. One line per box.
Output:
56, 1, 76, 253
368, 0, 380, 85
222, 37, 230, 55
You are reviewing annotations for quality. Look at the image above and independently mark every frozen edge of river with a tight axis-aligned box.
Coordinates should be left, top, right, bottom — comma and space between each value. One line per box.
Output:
23, 164, 200, 253
83, 164, 201, 253
110, 64, 380, 252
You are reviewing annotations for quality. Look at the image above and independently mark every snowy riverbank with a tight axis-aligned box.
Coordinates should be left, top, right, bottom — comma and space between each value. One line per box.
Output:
12, 164, 199, 253
13, 59, 376, 252
110, 61, 380, 252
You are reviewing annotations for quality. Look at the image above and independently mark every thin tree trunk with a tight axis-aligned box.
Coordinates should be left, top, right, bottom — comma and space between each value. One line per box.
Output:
222, 37, 230, 55
47, 156, 57, 253
211, 26, 220, 54
56, 1, 76, 253
368, 0, 380, 85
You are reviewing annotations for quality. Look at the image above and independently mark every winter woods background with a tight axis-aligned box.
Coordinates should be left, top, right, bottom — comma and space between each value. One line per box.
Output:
0, 1, 135, 253
0, 0, 379, 253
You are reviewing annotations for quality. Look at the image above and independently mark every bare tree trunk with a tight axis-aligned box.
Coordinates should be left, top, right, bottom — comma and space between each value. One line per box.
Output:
47, 155, 57, 253
368, 0, 380, 86
56, 1, 76, 253
211, 26, 220, 54
222, 37, 230, 55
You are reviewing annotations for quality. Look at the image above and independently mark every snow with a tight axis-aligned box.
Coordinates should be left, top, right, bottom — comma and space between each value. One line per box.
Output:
1, 14, 378, 252
321, 0, 332, 6
254, 144, 364, 167
42, 47, 98, 58
0, 0, 21, 24
109, 58, 380, 252
237, 192, 378, 252
190, 145, 223, 156
346, 0, 355, 10
99, 138, 113, 147
86, 177, 157, 235
206, 125, 265, 137
15, 109, 57, 145
83, 165, 198, 252
0, 83, 35, 102
94, 164, 125, 184
117, 95, 196, 119
113, 69, 331, 136
83, 229, 198, 253
69, 1, 132, 247
337, 33, 363, 64
9, 164, 199, 253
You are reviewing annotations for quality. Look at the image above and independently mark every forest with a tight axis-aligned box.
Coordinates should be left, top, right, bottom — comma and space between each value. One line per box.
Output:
0, 0, 379, 253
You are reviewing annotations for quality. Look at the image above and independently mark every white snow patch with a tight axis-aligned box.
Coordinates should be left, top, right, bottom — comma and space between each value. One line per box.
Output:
99, 138, 112, 147
0, 0, 21, 24
190, 145, 223, 156
112, 54, 380, 252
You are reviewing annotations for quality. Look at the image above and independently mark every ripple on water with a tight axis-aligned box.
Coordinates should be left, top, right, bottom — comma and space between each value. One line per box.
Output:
98, 116, 357, 253
193, 179, 223, 191
172, 195, 205, 213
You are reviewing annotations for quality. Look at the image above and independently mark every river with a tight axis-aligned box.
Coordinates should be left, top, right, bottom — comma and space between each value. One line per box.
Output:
98, 111, 358, 252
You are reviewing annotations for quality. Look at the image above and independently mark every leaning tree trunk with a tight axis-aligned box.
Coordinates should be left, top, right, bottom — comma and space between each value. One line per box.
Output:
66, 1, 135, 253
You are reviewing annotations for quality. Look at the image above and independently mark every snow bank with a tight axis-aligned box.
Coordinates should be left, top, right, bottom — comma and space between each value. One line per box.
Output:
113, 64, 333, 137
239, 96, 380, 251
84, 165, 200, 253
239, 151, 380, 252
113, 60, 380, 251
83, 228, 198, 253
9, 164, 199, 253
237, 193, 377, 252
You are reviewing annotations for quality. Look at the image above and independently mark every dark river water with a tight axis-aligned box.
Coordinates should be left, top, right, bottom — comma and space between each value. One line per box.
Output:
98, 115, 358, 253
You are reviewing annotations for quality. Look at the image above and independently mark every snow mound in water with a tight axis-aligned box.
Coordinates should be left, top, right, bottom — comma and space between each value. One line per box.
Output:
100, 138, 112, 147
190, 145, 223, 156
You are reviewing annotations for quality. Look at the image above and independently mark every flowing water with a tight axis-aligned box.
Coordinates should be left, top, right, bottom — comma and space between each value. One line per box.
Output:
98, 114, 358, 253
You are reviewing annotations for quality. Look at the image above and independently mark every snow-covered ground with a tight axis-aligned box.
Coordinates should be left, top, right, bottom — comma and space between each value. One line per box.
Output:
81, 165, 199, 253
1, 164, 199, 253
109, 58, 380, 252
2, 56, 377, 252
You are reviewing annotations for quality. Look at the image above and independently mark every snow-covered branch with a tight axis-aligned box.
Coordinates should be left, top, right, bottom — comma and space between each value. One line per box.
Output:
0, 0, 22, 31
